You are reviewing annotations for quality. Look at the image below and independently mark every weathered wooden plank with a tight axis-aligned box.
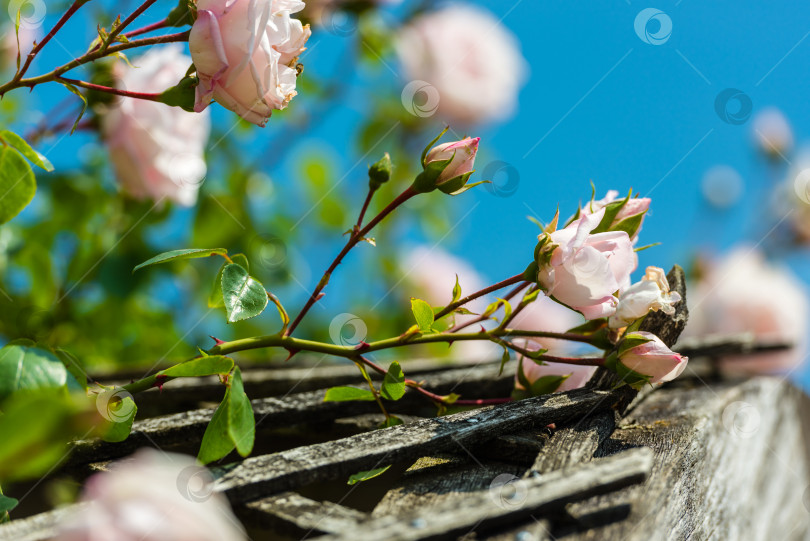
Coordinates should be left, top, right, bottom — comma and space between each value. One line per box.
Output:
526, 411, 615, 475
213, 388, 622, 503
313, 448, 653, 541
0, 503, 87, 541
564, 378, 810, 541
372, 455, 527, 517
67, 361, 516, 466
236, 491, 367, 538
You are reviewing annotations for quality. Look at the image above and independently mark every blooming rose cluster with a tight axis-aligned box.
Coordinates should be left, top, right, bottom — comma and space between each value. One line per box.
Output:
190, 0, 311, 127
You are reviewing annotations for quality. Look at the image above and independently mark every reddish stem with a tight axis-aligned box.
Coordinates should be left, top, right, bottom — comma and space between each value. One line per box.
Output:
56, 76, 163, 102
434, 274, 527, 321
123, 18, 170, 39
16, 0, 87, 81
449, 282, 529, 333
106, 0, 160, 45
355, 187, 376, 229
286, 186, 418, 336
356, 355, 511, 407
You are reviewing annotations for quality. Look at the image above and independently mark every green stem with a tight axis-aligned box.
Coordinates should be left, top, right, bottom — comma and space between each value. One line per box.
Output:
433, 274, 527, 321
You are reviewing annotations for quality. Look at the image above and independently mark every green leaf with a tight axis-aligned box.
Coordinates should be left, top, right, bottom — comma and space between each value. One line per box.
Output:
451, 274, 461, 303
454, 307, 477, 316
53, 349, 88, 392
221, 264, 269, 323
0, 391, 91, 483
197, 367, 255, 463
529, 375, 569, 396
100, 394, 137, 443
410, 298, 434, 333
380, 361, 406, 401
0, 131, 53, 171
0, 146, 35, 225
323, 386, 376, 402
347, 465, 391, 485
198, 393, 233, 464
159, 356, 234, 378
612, 212, 645, 238
618, 333, 653, 355
379, 416, 403, 428
59, 82, 88, 134
497, 298, 512, 321
208, 254, 248, 308
0, 343, 70, 401
133, 248, 228, 273
228, 367, 254, 457
0, 494, 18, 515
566, 319, 608, 335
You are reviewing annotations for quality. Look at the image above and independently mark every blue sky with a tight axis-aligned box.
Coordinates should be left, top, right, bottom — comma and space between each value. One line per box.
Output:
17, 0, 810, 382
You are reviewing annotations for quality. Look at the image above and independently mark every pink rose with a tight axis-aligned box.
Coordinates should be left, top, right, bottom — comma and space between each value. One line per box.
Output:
101, 45, 210, 206
618, 331, 688, 384
56, 449, 246, 541
536, 207, 637, 319
396, 5, 526, 125
190, 0, 311, 127
424, 137, 480, 185
684, 247, 809, 374
609, 266, 681, 329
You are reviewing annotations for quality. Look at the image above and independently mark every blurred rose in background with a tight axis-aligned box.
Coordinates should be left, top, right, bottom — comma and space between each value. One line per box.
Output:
56, 448, 246, 541
685, 247, 809, 375
100, 44, 210, 206
396, 4, 527, 126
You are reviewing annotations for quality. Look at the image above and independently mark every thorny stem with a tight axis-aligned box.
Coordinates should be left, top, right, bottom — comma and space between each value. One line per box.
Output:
0, 31, 191, 97
433, 274, 527, 321
104, 0, 160, 48
286, 186, 418, 336
448, 281, 529, 333
123, 18, 170, 39
55, 76, 164, 102
14, 0, 89, 82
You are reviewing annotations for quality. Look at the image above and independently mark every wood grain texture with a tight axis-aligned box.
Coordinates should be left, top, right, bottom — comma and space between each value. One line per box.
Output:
314, 448, 652, 541
564, 377, 810, 540
213, 389, 620, 503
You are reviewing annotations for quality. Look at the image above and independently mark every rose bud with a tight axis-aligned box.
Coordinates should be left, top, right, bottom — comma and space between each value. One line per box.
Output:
412, 136, 480, 194
368, 152, 393, 190
608, 266, 681, 329
189, 0, 311, 127
579, 190, 651, 241
533, 207, 637, 319
612, 331, 688, 386
100, 45, 210, 206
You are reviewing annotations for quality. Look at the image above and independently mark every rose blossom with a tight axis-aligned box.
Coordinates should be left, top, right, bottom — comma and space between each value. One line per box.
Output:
101, 44, 210, 206
56, 449, 246, 541
684, 247, 809, 374
190, 0, 311, 127
396, 5, 526, 125
424, 137, 479, 185
536, 207, 637, 319
608, 266, 681, 329
618, 331, 688, 384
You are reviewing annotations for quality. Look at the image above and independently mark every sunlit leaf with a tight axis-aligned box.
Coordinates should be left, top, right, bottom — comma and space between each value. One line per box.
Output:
323, 386, 376, 402
221, 264, 269, 323
0, 146, 35, 225
380, 361, 405, 401
0, 130, 53, 171
133, 248, 227, 273
347, 465, 391, 485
